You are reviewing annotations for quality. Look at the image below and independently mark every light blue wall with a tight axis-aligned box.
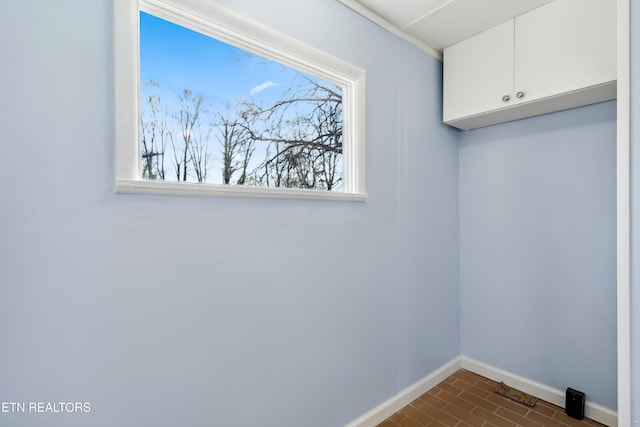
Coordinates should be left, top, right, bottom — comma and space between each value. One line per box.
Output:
459, 102, 618, 409
631, 0, 640, 422
0, 1, 459, 427
396, 43, 460, 386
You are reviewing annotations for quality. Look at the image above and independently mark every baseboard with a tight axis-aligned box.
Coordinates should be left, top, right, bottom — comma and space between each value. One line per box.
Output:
461, 356, 618, 427
343, 357, 462, 427
344, 355, 618, 427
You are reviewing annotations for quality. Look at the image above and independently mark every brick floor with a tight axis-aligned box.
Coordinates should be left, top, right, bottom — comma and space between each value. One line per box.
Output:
376, 369, 607, 427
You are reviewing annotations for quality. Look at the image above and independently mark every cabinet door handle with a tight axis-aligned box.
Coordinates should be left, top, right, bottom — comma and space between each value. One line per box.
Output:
502, 95, 510, 102
516, 91, 525, 99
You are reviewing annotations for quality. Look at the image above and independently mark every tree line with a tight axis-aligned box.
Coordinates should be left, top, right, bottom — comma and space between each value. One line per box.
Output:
139, 74, 343, 191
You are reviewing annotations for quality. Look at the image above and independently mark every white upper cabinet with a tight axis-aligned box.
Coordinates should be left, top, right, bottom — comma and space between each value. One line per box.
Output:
443, 0, 616, 131
443, 20, 515, 123
514, 0, 616, 103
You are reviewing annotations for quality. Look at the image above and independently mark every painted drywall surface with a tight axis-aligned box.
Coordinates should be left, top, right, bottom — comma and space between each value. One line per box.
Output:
396, 46, 460, 387
631, 0, 640, 423
459, 101, 617, 410
0, 1, 459, 427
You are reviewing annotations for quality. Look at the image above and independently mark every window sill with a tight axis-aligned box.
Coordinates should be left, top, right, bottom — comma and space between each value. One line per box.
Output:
115, 179, 367, 201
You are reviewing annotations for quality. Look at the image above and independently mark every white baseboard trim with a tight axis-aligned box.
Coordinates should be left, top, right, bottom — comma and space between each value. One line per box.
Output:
460, 356, 618, 427
344, 355, 618, 427
344, 357, 462, 427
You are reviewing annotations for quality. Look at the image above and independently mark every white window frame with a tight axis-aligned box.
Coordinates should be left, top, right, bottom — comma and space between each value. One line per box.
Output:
114, 0, 367, 201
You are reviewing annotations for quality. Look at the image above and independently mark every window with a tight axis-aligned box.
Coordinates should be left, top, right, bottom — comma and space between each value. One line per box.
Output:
114, 0, 366, 200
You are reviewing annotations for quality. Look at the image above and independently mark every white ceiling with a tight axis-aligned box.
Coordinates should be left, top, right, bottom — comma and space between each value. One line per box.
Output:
338, 0, 554, 57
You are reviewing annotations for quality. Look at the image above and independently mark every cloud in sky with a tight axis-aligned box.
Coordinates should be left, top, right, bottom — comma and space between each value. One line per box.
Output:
250, 80, 279, 96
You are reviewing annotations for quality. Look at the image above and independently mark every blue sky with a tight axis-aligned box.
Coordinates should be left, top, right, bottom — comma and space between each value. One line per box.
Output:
139, 11, 298, 105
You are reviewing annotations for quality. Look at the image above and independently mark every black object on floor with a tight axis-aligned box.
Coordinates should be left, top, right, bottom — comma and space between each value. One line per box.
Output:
565, 387, 585, 420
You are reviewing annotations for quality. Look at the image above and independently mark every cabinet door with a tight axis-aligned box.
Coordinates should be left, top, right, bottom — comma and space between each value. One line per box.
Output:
443, 20, 515, 123
514, 0, 616, 104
